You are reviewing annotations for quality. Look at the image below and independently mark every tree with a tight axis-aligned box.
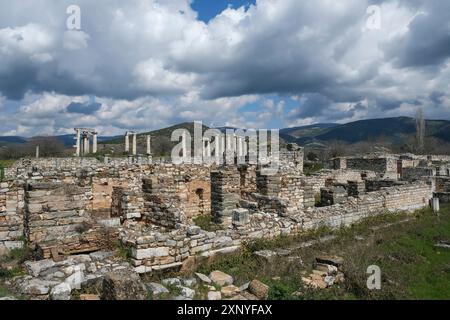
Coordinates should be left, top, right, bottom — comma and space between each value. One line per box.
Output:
26, 137, 66, 157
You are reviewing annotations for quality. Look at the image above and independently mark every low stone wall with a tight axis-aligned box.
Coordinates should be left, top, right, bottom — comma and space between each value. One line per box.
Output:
0, 180, 25, 255
302, 170, 375, 194
124, 181, 432, 273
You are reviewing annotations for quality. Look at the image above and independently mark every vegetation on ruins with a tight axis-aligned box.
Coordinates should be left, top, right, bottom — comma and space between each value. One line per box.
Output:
193, 205, 450, 300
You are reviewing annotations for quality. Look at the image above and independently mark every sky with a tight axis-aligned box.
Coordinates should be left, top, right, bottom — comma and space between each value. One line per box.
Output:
0, 0, 449, 137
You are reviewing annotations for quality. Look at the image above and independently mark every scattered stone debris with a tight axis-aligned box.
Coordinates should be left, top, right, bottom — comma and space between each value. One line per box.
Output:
301, 256, 345, 289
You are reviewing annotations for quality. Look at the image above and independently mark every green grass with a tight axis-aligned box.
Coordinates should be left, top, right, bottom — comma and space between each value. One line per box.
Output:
304, 163, 325, 176
193, 215, 223, 232
195, 206, 450, 300
0, 284, 13, 298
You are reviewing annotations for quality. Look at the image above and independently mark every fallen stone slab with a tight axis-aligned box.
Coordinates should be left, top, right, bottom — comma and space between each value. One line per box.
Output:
221, 285, 240, 298
146, 282, 169, 297
195, 272, 211, 284
209, 271, 233, 286
19, 279, 59, 295
50, 282, 72, 300
248, 280, 269, 300
101, 269, 147, 300
25, 259, 56, 277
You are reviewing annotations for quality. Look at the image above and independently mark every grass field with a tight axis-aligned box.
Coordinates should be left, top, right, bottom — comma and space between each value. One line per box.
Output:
196, 205, 450, 300
0, 160, 16, 168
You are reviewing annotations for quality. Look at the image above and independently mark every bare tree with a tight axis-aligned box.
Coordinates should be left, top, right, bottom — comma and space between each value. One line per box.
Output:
326, 140, 347, 160
26, 137, 66, 157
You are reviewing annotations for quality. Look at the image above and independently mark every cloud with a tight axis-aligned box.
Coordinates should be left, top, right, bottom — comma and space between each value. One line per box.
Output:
66, 101, 101, 114
0, 0, 449, 136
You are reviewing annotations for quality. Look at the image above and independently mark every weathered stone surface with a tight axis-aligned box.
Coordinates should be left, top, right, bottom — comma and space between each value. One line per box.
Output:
50, 282, 72, 300
209, 271, 233, 286
182, 278, 197, 287
64, 269, 85, 290
162, 278, 181, 286
195, 272, 211, 284
248, 280, 269, 300
146, 282, 169, 296
20, 279, 59, 295
221, 285, 240, 298
25, 259, 56, 277
132, 247, 169, 259
207, 291, 221, 300
179, 286, 195, 299
101, 269, 147, 300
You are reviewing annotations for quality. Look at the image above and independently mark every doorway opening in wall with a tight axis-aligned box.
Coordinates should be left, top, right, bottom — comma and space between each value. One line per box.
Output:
196, 188, 205, 215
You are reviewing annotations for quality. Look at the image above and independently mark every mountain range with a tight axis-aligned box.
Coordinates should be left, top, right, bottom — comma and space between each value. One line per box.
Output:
1, 117, 449, 150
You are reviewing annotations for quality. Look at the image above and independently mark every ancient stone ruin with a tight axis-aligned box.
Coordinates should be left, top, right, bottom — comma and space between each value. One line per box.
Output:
1, 146, 449, 300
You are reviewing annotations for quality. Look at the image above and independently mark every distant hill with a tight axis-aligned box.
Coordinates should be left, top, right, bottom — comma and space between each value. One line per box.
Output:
0, 136, 27, 144
281, 117, 450, 145
280, 123, 338, 143
54, 134, 122, 147
1, 117, 449, 156
0, 134, 122, 148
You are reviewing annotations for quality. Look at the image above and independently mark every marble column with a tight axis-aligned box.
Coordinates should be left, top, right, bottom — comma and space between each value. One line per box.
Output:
125, 133, 130, 153
132, 133, 137, 156
146, 135, 151, 155
92, 133, 98, 154
74, 129, 81, 157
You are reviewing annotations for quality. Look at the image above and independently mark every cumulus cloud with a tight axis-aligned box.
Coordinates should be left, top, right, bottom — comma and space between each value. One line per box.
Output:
0, 0, 449, 136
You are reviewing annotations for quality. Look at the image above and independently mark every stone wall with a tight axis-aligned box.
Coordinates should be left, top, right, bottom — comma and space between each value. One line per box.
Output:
346, 157, 398, 175
211, 168, 241, 225
24, 182, 89, 244
0, 180, 24, 255
111, 187, 143, 221
141, 164, 212, 228
124, 181, 432, 273
402, 167, 436, 181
